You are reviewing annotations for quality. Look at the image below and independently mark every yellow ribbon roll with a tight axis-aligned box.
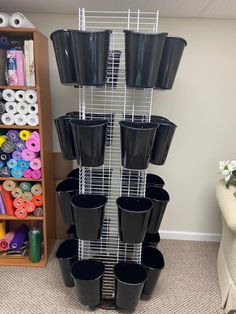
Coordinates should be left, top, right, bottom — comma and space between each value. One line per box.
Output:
19, 130, 31, 141
3, 180, 18, 192
31, 184, 42, 196
11, 187, 23, 198
0, 135, 6, 147
0, 221, 6, 239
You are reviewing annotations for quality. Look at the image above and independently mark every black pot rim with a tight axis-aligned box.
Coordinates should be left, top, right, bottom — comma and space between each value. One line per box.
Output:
71, 193, 107, 209
50, 29, 73, 40
151, 116, 177, 128
166, 36, 187, 46
147, 173, 165, 185
55, 239, 78, 260
146, 187, 170, 202
123, 30, 168, 37
71, 29, 112, 35
116, 196, 153, 213
71, 259, 105, 281
54, 115, 71, 121
142, 247, 165, 270
119, 120, 159, 130
70, 119, 108, 128
55, 178, 79, 193
114, 262, 147, 285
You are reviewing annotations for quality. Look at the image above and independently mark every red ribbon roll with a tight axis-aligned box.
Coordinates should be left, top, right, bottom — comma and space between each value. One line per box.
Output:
24, 201, 35, 213
15, 207, 27, 219
0, 185, 14, 215
32, 194, 43, 207
13, 198, 26, 209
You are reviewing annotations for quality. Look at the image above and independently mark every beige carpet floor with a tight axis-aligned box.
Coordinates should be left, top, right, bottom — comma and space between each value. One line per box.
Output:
0, 240, 224, 314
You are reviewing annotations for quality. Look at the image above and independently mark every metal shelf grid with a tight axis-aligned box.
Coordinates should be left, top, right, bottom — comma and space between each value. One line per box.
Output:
77, 8, 158, 299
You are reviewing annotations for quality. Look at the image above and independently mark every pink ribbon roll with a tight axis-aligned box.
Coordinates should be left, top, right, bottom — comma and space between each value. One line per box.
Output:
30, 158, 41, 170
31, 169, 42, 180
21, 149, 37, 161
30, 131, 40, 141
25, 137, 40, 153
0, 231, 15, 250
23, 168, 32, 178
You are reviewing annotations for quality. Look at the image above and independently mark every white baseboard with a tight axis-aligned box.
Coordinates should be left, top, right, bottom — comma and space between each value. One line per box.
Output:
159, 230, 221, 242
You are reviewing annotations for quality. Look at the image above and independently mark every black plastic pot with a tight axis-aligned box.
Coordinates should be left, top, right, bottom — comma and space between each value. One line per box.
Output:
70, 119, 108, 167
120, 121, 159, 170
50, 29, 77, 85
71, 259, 105, 307
71, 30, 111, 86
67, 225, 77, 239
142, 232, 160, 249
150, 115, 177, 165
114, 262, 147, 310
141, 247, 165, 297
55, 178, 79, 226
71, 194, 107, 240
156, 36, 187, 90
146, 173, 165, 189
117, 196, 153, 243
55, 239, 78, 287
106, 50, 122, 87
146, 186, 170, 233
54, 116, 76, 160
124, 30, 167, 88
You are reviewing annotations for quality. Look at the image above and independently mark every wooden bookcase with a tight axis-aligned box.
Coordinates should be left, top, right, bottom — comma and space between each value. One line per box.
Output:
0, 28, 56, 267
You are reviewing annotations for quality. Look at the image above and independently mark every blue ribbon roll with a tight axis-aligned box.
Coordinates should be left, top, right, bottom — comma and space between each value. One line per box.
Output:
7, 158, 17, 169
17, 159, 30, 171
11, 167, 23, 178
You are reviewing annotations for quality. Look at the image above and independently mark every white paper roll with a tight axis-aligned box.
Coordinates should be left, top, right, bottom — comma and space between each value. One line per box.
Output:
9, 12, 35, 29
0, 13, 10, 28
16, 102, 28, 115
2, 89, 16, 102
15, 90, 25, 102
1, 113, 14, 125
14, 113, 27, 126
24, 89, 37, 104
5, 102, 17, 114
27, 103, 38, 115
26, 114, 39, 127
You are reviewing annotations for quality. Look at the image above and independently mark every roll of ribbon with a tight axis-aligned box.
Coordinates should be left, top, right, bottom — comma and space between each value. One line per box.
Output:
29, 227, 41, 263
0, 185, 14, 215
11, 187, 23, 198
30, 158, 41, 170
22, 168, 32, 178
0, 192, 6, 214
0, 102, 6, 114
14, 113, 27, 126
22, 191, 33, 202
15, 90, 25, 102
6, 130, 19, 143
26, 114, 39, 127
24, 201, 35, 213
0, 166, 11, 177
33, 207, 43, 217
30, 131, 40, 141
0, 135, 7, 147
21, 149, 36, 161
27, 103, 38, 115
0, 231, 15, 250
31, 184, 42, 196
0, 35, 9, 49
0, 221, 6, 239
17, 159, 30, 171
32, 194, 43, 206
0, 152, 11, 162
19, 181, 32, 192
5, 102, 17, 114
16, 102, 28, 115
1, 140, 14, 153
0, 13, 10, 28
2, 89, 15, 102
15, 207, 27, 218
1, 112, 15, 125
3, 180, 17, 192
19, 130, 31, 141
13, 197, 25, 208
26, 137, 40, 153
12, 150, 21, 160
31, 169, 41, 180
13, 139, 25, 152
11, 167, 23, 178
24, 89, 37, 103
6, 159, 17, 169
0, 161, 4, 168
10, 224, 28, 250
9, 12, 35, 29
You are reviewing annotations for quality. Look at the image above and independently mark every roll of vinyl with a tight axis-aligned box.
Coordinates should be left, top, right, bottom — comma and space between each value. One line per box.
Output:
33, 207, 43, 217
0, 231, 15, 251
11, 187, 23, 198
0, 102, 6, 114
0, 221, 6, 239
1, 112, 15, 125
0, 192, 6, 214
2, 89, 15, 102
17, 159, 30, 171
31, 184, 42, 196
27, 103, 38, 115
30, 158, 41, 170
15, 207, 27, 218
0, 166, 11, 177
26, 114, 39, 127
14, 140, 26, 152
3, 180, 17, 192
0, 13, 10, 28
1, 140, 14, 153
0, 185, 14, 215
19, 181, 32, 192
26, 137, 40, 153
14, 113, 27, 126
10, 224, 28, 250
0, 152, 11, 162
5, 102, 17, 114
0, 135, 7, 147
16, 102, 28, 115
31, 169, 41, 180
29, 228, 41, 263
21, 149, 36, 161
22, 168, 32, 179
7, 159, 17, 169
15, 90, 25, 102
19, 130, 31, 141
24, 201, 35, 213
11, 167, 23, 178
9, 12, 35, 29
32, 194, 43, 207
22, 192, 33, 202
24, 89, 37, 104
6, 130, 19, 143
13, 197, 25, 209
12, 150, 21, 160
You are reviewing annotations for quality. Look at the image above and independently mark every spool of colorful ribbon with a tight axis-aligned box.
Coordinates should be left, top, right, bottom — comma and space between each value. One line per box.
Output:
26, 135, 40, 152
24, 201, 35, 213
1, 140, 14, 153
17, 159, 30, 171
13, 197, 25, 209
19, 130, 31, 141
29, 228, 41, 263
31, 184, 42, 196
13, 140, 26, 152
10, 224, 28, 250
31, 169, 41, 180
0, 166, 11, 177
33, 207, 43, 217
0, 135, 7, 147
15, 207, 27, 218
3, 180, 17, 191
22, 168, 32, 179
19, 181, 32, 192
0, 220, 6, 239
22, 192, 33, 202
7, 158, 17, 169
6, 130, 19, 143
12, 150, 22, 160
0, 185, 14, 215
0, 152, 11, 162
11, 167, 23, 178
32, 194, 43, 207
0, 192, 6, 214
21, 149, 37, 161
11, 187, 23, 198
30, 158, 41, 170
0, 231, 15, 250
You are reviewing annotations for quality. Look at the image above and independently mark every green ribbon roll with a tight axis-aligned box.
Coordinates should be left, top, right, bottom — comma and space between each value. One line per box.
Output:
19, 181, 33, 193
28, 228, 41, 263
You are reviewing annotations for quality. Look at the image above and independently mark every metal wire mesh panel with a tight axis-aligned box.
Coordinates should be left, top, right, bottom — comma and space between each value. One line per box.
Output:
77, 8, 158, 299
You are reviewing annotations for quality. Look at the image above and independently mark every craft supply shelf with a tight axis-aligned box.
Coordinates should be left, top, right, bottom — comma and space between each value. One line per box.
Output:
0, 28, 55, 267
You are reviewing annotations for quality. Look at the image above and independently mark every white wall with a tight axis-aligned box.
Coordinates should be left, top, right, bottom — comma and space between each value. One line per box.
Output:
25, 13, 236, 235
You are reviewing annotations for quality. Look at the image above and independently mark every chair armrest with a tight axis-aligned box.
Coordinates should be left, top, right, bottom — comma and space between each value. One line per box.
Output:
216, 179, 236, 232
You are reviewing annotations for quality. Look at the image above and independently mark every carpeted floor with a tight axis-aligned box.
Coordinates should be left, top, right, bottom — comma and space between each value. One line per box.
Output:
0, 240, 224, 314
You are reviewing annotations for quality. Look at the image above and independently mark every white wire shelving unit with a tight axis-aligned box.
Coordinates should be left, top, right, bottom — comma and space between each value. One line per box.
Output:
77, 8, 159, 300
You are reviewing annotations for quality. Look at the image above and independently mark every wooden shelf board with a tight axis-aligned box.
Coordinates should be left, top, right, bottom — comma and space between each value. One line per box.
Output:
0, 177, 42, 182
0, 28, 36, 33
0, 85, 37, 90
0, 124, 39, 130
0, 256, 46, 267
0, 214, 43, 221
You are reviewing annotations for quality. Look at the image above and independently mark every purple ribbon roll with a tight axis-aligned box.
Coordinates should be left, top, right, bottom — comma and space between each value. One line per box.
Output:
0, 192, 6, 214
12, 150, 22, 160
6, 130, 19, 143
13, 140, 26, 152
10, 224, 29, 251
